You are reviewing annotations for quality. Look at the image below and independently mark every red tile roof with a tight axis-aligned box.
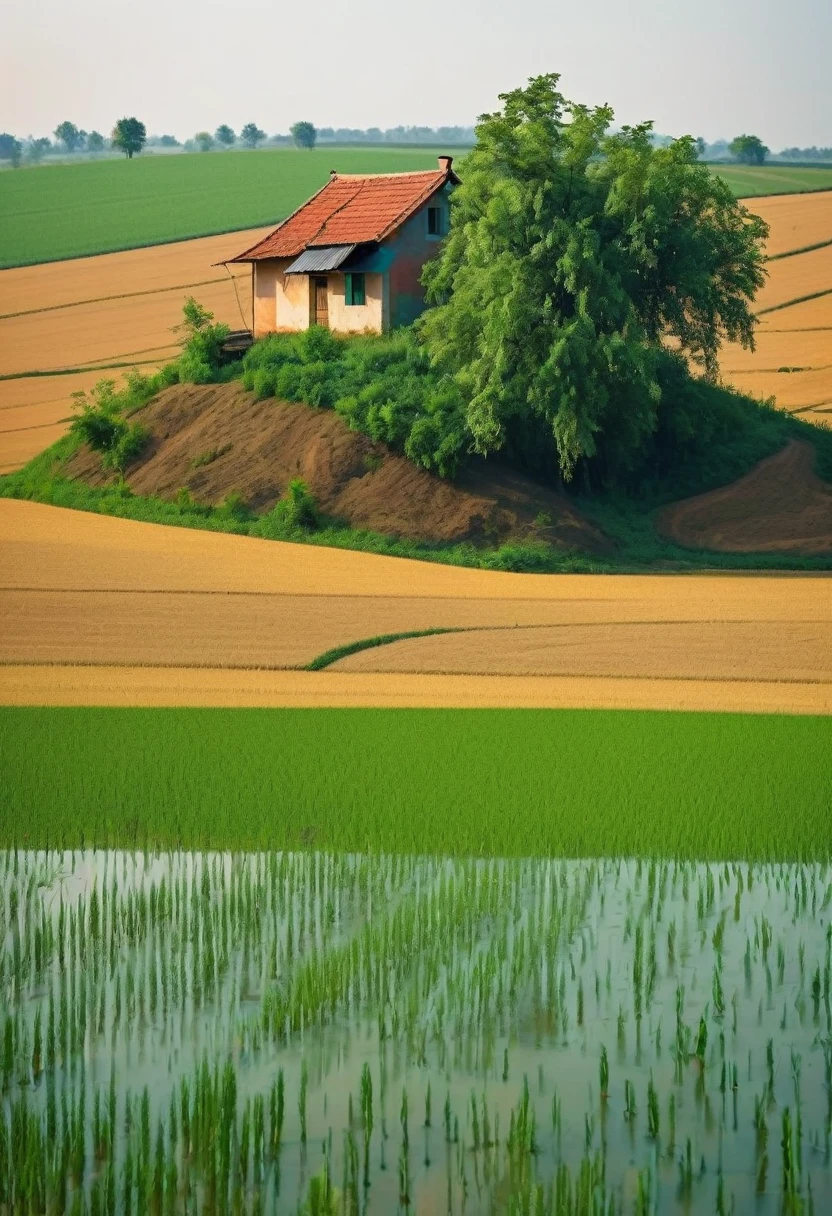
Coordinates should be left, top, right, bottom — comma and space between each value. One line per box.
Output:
229, 168, 454, 262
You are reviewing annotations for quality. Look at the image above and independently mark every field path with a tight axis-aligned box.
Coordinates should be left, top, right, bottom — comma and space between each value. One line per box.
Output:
1, 500, 829, 712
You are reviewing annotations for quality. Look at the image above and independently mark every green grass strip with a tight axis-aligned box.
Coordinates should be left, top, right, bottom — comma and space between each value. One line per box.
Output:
306, 628, 464, 670
767, 237, 832, 262
756, 286, 832, 316
1, 707, 829, 861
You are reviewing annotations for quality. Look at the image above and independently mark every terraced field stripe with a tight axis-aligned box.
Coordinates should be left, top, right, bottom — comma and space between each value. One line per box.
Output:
0, 276, 241, 321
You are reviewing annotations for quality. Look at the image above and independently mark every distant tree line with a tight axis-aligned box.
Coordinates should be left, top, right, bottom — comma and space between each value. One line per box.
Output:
0, 116, 481, 167
6, 115, 826, 169
778, 146, 832, 162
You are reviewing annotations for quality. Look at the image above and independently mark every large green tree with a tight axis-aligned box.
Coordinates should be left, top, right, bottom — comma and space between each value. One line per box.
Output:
421, 74, 768, 481
111, 117, 146, 159
729, 134, 769, 165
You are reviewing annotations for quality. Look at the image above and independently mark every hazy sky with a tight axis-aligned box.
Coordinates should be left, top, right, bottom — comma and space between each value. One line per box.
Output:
3, 0, 830, 148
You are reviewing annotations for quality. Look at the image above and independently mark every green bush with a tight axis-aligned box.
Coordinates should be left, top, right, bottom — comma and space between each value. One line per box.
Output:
219, 491, 250, 520
69, 380, 149, 473
240, 328, 467, 477
259, 479, 319, 535
176, 296, 230, 384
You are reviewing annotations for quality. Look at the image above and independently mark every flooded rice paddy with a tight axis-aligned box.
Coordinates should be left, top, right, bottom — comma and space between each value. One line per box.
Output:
1, 848, 831, 1212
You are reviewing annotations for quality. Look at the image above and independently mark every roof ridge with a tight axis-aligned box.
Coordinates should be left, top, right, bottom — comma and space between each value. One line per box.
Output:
333, 169, 445, 180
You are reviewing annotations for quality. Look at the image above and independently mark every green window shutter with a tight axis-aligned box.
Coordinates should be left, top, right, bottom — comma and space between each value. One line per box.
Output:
345, 273, 365, 306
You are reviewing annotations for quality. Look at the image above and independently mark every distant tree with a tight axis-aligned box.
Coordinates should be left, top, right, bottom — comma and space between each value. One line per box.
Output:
159, 134, 180, 147
87, 130, 105, 153
290, 121, 317, 150
729, 134, 769, 165
215, 124, 235, 147
54, 121, 82, 153
195, 131, 214, 153
0, 133, 22, 166
77, 130, 89, 151
111, 117, 147, 159
240, 123, 266, 149
695, 137, 706, 160
26, 137, 52, 163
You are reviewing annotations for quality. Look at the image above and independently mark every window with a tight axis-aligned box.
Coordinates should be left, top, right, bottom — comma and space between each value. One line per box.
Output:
344, 272, 365, 306
427, 206, 443, 235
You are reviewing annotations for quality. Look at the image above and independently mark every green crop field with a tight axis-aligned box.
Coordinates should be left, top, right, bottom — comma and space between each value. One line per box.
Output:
710, 162, 832, 197
0, 147, 461, 269
2, 150, 831, 269
1, 707, 830, 860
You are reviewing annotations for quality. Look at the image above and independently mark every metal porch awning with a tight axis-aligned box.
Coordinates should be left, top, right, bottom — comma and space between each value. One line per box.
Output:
284, 245, 357, 275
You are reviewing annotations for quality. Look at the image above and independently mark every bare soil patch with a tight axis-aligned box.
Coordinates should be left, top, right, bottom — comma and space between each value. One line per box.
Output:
657, 441, 832, 554
66, 382, 610, 551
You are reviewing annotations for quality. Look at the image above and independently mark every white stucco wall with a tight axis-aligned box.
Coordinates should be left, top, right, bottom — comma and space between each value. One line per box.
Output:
253, 259, 310, 337
253, 261, 385, 336
327, 273, 384, 334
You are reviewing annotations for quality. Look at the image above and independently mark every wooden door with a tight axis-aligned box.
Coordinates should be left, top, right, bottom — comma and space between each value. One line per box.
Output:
313, 277, 329, 327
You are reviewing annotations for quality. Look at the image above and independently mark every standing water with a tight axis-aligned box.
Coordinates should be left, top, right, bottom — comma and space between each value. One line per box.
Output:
1, 849, 830, 1211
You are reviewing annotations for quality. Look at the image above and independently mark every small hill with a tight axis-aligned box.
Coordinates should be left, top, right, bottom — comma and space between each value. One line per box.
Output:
66, 382, 611, 554
657, 441, 832, 555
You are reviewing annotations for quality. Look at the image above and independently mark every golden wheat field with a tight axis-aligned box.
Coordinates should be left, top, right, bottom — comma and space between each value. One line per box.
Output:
1, 499, 829, 712
747, 189, 832, 257
0, 227, 267, 468
753, 242, 832, 313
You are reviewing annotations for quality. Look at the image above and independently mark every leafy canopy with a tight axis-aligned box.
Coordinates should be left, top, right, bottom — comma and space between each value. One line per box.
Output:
111, 117, 146, 159
215, 124, 236, 147
421, 74, 768, 480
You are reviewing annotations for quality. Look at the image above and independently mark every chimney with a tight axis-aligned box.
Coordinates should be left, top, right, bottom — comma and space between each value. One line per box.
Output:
438, 155, 453, 174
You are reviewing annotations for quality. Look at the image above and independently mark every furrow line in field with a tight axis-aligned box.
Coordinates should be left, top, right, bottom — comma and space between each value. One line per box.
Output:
767, 237, 832, 262
0, 419, 71, 435
0, 359, 162, 382
756, 286, 832, 316
0, 275, 244, 321
0, 658, 827, 686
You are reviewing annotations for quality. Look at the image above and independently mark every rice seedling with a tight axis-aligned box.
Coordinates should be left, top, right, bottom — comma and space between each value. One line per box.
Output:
0, 850, 830, 1210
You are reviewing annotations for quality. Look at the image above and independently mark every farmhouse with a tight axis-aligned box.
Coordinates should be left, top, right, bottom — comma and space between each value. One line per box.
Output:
228, 156, 460, 338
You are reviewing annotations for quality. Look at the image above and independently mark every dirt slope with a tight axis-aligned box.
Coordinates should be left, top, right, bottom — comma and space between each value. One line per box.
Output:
657, 441, 832, 554
66, 382, 609, 552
